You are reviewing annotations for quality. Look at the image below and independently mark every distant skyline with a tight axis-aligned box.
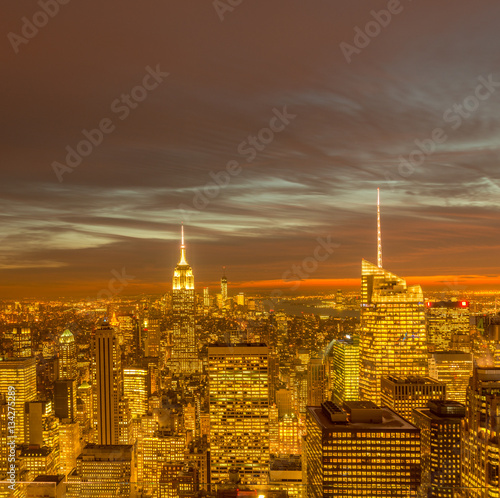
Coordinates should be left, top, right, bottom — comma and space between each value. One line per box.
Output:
2, 1, 500, 298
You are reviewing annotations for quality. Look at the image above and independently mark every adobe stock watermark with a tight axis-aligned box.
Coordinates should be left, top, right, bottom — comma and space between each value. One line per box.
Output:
340, 0, 411, 64
384, 74, 500, 186
52, 65, 169, 183
86, 268, 135, 301
213, 0, 244, 21
264, 235, 340, 309
7, 0, 72, 54
178, 106, 296, 221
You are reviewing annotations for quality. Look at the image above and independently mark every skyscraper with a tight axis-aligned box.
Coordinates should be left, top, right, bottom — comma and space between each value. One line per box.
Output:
94, 323, 122, 445
428, 351, 473, 404
331, 335, 359, 405
12, 326, 32, 357
307, 357, 325, 406
67, 444, 134, 498
413, 400, 465, 498
54, 378, 77, 420
208, 344, 269, 485
425, 300, 470, 352
123, 368, 148, 418
171, 225, 198, 373
221, 267, 227, 308
359, 191, 427, 404
0, 357, 37, 444
306, 401, 421, 497
461, 367, 500, 497
380, 375, 446, 420
59, 329, 77, 380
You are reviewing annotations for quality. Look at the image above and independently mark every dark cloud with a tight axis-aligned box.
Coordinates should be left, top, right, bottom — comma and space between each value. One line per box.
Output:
1, 0, 500, 297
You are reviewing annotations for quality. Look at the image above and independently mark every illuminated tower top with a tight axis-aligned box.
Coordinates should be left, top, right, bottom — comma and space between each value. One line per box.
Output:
173, 224, 194, 290
59, 329, 75, 344
221, 266, 227, 305
179, 223, 188, 265
377, 188, 382, 268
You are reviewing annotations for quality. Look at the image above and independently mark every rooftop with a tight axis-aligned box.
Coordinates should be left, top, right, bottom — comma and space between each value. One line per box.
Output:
308, 404, 417, 431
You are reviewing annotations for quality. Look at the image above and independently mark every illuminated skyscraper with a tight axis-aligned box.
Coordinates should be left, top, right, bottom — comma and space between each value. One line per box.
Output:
59, 421, 81, 476
278, 413, 301, 456
380, 375, 445, 420
359, 259, 428, 405
428, 351, 473, 404
123, 368, 148, 418
221, 267, 227, 308
137, 431, 186, 494
425, 300, 470, 352
359, 191, 428, 405
77, 381, 93, 436
171, 225, 198, 373
94, 324, 122, 445
0, 357, 36, 444
413, 400, 465, 498
12, 326, 32, 357
67, 444, 134, 498
461, 367, 500, 497
208, 344, 269, 485
306, 401, 421, 497
307, 357, 325, 406
59, 329, 77, 380
332, 335, 359, 405
203, 287, 210, 308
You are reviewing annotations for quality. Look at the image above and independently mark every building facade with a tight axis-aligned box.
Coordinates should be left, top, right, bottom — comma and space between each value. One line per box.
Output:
208, 344, 269, 485
306, 401, 421, 497
359, 260, 428, 405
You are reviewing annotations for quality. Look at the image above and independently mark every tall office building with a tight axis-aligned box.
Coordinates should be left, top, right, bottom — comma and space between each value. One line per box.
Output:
77, 381, 93, 436
307, 357, 325, 406
359, 259, 428, 405
142, 316, 161, 358
67, 444, 134, 498
306, 401, 421, 497
413, 400, 465, 498
94, 324, 122, 445
208, 344, 269, 485
461, 367, 500, 497
278, 413, 301, 456
332, 335, 359, 405
381, 375, 446, 420
123, 368, 148, 418
12, 326, 32, 357
359, 191, 428, 405
25, 399, 59, 452
54, 378, 77, 421
221, 267, 228, 308
203, 287, 210, 308
59, 420, 81, 476
59, 329, 77, 380
137, 431, 186, 494
428, 351, 473, 404
171, 225, 198, 373
425, 301, 470, 351
0, 357, 37, 444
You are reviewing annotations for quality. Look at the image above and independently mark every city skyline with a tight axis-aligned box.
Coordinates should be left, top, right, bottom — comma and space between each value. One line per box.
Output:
2, 1, 500, 298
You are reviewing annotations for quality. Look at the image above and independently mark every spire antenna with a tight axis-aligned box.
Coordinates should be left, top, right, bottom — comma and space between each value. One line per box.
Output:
377, 188, 382, 268
178, 223, 188, 265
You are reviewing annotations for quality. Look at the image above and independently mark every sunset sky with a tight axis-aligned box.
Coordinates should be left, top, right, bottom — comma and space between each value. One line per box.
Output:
1, 1, 500, 298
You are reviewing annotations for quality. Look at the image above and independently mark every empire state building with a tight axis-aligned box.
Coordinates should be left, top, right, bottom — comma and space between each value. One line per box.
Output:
171, 225, 199, 373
